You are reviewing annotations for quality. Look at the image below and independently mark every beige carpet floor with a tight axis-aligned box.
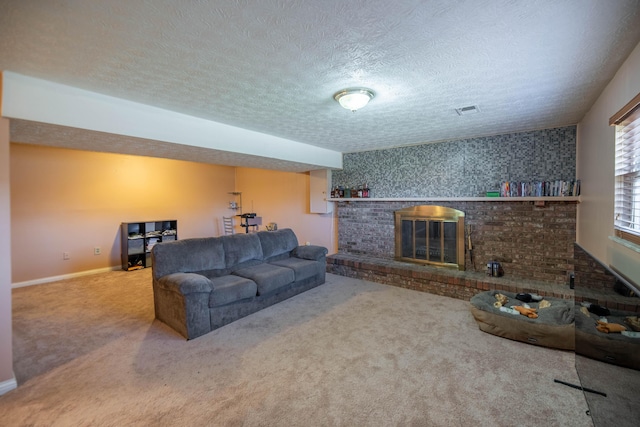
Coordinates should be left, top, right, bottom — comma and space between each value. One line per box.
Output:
1, 269, 593, 426
575, 354, 640, 427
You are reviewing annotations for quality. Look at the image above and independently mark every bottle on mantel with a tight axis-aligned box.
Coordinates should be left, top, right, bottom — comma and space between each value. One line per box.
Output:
363, 183, 370, 198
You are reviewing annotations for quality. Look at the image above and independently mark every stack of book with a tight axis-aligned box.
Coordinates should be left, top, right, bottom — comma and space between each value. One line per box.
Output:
499, 180, 580, 197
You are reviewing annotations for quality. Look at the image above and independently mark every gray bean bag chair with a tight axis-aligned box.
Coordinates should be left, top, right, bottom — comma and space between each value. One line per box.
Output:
470, 290, 575, 350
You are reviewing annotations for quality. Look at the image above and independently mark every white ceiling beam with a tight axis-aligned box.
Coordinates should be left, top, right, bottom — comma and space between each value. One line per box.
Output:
0, 71, 342, 169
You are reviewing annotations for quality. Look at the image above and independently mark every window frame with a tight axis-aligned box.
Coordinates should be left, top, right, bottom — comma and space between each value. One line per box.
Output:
610, 92, 640, 247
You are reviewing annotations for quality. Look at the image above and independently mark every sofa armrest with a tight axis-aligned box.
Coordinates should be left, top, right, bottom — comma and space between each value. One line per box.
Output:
156, 272, 214, 295
154, 272, 213, 340
292, 245, 328, 261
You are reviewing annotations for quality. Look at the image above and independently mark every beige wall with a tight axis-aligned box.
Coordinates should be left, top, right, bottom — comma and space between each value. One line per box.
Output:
10, 144, 236, 283
577, 40, 640, 284
9, 144, 338, 284
0, 118, 15, 391
235, 167, 337, 253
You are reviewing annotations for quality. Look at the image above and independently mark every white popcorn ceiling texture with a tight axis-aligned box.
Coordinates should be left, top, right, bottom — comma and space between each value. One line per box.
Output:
1, 0, 640, 171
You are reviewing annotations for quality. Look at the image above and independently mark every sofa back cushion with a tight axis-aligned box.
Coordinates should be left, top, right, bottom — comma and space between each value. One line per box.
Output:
152, 237, 226, 279
222, 233, 264, 269
258, 228, 298, 262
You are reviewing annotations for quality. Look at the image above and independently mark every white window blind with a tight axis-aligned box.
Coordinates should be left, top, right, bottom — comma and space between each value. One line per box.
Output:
611, 92, 640, 246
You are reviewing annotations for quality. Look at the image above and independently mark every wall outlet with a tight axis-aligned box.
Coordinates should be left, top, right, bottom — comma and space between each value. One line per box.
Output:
63, 252, 70, 260
94, 247, 101, 255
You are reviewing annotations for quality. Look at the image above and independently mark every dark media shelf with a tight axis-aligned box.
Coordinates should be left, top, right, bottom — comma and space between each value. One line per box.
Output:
121, 220, 177, 271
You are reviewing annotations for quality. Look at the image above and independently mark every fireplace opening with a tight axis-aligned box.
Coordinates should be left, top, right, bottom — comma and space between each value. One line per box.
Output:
394, 205, 465, 270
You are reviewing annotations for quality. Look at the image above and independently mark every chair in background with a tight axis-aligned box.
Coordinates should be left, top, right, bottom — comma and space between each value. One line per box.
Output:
223, 216, 235, 235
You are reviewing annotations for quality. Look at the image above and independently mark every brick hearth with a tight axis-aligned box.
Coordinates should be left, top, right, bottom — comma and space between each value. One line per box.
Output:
327, 250, 640, 313
327, 252, 574, 301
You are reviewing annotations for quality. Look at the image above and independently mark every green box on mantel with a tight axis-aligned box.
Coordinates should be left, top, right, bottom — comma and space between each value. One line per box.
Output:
486, 191, 500, 197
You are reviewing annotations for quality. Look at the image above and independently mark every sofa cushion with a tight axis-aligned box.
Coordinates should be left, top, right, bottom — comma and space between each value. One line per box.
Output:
209, 275, 257, 307
258, 228, 298, 262
156, 272, 213, 294
222, 233, 264, 267
292, 245, 328, 261
232, 263, 295, 295
192, 268, 231, 280
152, 238, 226, 279
269, 258, 323, 282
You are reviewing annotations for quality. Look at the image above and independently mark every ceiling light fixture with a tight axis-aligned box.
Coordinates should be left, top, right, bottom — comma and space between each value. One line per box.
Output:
333, 88, 375, 112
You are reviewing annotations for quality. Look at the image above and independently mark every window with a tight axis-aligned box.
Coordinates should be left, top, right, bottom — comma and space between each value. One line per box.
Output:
611, 92, 640, 246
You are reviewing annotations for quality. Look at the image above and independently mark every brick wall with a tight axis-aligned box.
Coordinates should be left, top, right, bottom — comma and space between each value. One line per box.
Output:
336, 200, 576, 285
573, 243, 617, 291
573, 243, 640, 312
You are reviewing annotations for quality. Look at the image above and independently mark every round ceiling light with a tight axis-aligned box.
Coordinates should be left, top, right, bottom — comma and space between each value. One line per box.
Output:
333, 88, 375, 112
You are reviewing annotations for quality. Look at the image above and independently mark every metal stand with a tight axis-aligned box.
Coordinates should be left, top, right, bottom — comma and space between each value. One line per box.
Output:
240, 213, 258, 233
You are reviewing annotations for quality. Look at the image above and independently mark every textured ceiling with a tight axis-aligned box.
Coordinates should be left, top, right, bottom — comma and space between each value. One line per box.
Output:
2, 0, 640, 171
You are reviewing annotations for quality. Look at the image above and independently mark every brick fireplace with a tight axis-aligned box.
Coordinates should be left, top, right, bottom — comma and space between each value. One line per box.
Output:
327, 127, 579, 300
333, 199, 577, 285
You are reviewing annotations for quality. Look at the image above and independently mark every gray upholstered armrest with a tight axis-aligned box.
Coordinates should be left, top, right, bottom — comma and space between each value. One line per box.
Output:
156, 272, 214, 295
292, 245, 328, 261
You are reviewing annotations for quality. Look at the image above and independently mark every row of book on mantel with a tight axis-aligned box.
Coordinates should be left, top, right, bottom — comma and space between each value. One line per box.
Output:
488, 180, 581, 197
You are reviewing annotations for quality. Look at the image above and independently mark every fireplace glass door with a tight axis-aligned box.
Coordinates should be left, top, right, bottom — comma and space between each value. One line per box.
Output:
399, 219, 460, 266
395, 205, 465, 270
427, 221, 440, 262
443, 222, 457, 263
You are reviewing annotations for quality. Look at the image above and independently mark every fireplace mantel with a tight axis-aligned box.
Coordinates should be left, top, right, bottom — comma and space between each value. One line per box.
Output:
328, 196, 580, 202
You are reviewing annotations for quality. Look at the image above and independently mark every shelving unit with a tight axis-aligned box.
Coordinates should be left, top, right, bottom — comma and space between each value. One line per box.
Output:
228, 192, 242, 213
121, 220, 178, 271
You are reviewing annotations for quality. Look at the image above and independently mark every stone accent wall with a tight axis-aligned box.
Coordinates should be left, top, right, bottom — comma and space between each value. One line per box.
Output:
332, 126, 576, 198
336, 200, 576, 285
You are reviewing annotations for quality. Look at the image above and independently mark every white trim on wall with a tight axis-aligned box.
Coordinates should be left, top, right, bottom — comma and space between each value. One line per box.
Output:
0, 373, 16, 396
12, 266, 121, 289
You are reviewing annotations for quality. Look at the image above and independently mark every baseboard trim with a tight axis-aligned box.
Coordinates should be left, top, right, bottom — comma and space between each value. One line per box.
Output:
0, 374, 17, 396
12, 266, 122, 288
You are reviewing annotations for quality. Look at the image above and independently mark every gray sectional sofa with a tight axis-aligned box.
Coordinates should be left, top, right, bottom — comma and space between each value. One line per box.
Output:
151, 228, 328, 339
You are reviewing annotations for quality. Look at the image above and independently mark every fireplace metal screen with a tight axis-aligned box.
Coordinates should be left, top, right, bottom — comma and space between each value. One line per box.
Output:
394, 205, 465, 270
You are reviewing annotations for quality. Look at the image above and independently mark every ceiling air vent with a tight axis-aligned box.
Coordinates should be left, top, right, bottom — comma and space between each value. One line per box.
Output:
455, 105, 480, 116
